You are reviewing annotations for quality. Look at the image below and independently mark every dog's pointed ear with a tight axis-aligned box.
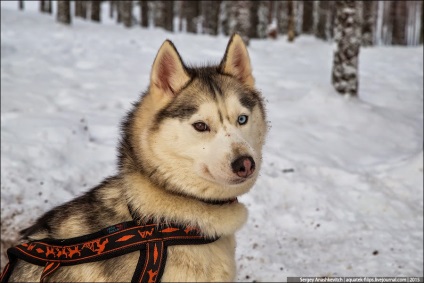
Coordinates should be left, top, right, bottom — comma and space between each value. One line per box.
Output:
150, 40, 190, 96
220, 33, 254, 87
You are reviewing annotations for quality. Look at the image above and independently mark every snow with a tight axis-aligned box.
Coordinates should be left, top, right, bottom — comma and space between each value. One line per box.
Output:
1, 1, 423, 281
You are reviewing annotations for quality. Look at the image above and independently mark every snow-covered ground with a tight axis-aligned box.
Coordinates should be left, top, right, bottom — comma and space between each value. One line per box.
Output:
1, 1, 423, 281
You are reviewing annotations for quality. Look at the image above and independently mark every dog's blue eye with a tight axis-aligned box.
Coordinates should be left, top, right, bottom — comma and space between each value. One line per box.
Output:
193, 122, 210, 132
238, 115, 248, 125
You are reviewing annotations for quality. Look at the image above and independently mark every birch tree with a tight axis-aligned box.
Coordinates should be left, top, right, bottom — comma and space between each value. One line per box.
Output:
331, 1, 361, 97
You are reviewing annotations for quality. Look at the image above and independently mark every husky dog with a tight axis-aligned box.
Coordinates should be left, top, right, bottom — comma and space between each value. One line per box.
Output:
7, 33, 267, 282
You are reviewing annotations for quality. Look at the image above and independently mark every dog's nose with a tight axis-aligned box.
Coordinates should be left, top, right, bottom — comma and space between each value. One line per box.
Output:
231, 156, 255, 178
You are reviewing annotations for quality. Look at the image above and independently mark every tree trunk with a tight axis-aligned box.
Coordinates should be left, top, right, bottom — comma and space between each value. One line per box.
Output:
39, 0, 52, 13
316, 0, 329, 40
40, 0, 46, 13
302, 0, 314, 34
140, 0, 149, 27
110, 1, 115, 19
183, 1, 200, 33
257, 1, 269, 39
178, 0, 183, 32
268, 0, 275, 24
328, 1, 336, 39
248, 0, 260, 38
221, 1, 230, 36
91, 1, 101, 22
361, 1, 376, 46
294, 1, 301, 36
287, 0, 295, 41
276, 1, 288, 35
46, 0, 52, 14
164, 1, 174, 32
154, 1, 173, 31
19, 0, 24, 10
234, 1, 251, 46
75, 1, 83, 18
332, 1, 361, 97
154, 1, 163, 28
121, 0, 133, 27
391, 0, 407, 45
381, 1, 392, 45
202, 1, 221, 35
75, 1, 81, 17
57, 0, 71, 25
408, 1, 420, 46
81, 1, 87, 19
116, 1, 122, 23
421, 0, 424, 44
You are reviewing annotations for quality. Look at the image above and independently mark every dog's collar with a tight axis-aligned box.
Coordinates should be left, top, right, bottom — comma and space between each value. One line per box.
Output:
200, 197, 238, 205
127, 196, 238, 224
168, 190, 239, 206
167, 190, 239, 206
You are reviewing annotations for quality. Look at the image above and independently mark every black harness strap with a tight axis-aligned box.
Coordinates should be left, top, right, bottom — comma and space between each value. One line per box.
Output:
133, 241, 165, 283
41, 262, 60, 282
0, 221, 217, 283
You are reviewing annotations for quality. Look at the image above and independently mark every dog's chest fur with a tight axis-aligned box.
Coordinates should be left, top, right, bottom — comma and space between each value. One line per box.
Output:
9, 180, 241, 282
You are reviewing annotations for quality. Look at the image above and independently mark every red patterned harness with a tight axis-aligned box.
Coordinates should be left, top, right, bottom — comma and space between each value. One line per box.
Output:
0, 220, 218, 282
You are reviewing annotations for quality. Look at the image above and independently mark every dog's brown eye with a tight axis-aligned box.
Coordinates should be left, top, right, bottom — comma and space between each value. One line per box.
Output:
193, 122, 210, 132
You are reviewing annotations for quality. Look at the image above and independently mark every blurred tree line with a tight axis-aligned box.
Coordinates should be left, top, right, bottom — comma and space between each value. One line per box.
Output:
18, 0, 422, 46
16, 0, 423, 97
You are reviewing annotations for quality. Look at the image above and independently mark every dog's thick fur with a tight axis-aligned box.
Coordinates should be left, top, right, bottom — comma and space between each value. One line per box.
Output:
8, 34, 267, 282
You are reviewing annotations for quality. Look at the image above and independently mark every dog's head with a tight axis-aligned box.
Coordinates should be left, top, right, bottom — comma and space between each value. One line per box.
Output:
120, 34, 267, 201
